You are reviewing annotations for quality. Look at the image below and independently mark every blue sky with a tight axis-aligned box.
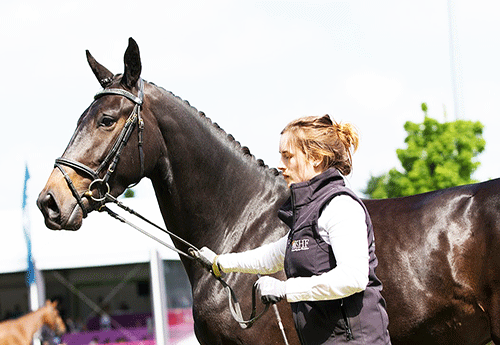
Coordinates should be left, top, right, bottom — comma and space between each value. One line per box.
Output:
1, 0, 499, 212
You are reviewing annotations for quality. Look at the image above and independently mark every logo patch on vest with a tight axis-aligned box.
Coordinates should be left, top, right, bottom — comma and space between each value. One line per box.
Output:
291, 239, 310, 252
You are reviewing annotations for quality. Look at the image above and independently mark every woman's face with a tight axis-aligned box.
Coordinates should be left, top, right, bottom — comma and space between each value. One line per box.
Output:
278, 132, 321, 187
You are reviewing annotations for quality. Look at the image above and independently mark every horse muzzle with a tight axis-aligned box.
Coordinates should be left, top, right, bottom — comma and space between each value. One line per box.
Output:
37, 168, 91, 230
56, 323, 67, 336
37, 190, 88, 230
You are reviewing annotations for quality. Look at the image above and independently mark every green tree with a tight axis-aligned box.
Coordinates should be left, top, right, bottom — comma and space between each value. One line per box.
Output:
124, 188, 135, 198
364, 103, 485, 199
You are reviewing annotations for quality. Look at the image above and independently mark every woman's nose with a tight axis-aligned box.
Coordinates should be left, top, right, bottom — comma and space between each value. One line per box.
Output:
277, 160, 285, 172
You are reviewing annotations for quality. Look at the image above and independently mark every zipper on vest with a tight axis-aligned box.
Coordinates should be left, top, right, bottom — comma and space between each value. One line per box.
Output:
340, 299, 354, 341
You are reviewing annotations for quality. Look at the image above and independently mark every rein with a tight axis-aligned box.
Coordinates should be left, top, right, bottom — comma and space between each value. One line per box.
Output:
100, 194, 270, 329
53, 80, 272, 331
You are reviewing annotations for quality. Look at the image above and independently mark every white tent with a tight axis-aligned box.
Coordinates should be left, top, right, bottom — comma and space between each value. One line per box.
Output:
1, 197, 180, 274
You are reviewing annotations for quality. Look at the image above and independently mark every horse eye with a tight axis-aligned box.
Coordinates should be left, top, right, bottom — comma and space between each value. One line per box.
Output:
100, 116, 116, 128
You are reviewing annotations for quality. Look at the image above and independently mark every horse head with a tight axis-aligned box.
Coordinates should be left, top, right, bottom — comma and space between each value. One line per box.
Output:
42, 300, 66, 336
37, 38, 163, 230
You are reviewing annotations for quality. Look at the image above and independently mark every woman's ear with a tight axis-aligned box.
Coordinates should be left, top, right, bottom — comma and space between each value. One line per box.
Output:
312, 158, 325, 172
309, 155, 322, 168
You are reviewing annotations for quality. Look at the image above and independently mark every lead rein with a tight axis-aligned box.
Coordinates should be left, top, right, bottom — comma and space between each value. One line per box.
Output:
100, 193, 287, 334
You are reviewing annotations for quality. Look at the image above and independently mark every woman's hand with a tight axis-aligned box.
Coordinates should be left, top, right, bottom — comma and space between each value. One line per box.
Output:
198, 247, 224, 277
255, 276, 286, 304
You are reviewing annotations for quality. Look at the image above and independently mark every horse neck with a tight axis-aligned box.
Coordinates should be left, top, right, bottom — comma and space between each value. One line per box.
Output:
15, 308, 46, 339
147, 90, 289, 253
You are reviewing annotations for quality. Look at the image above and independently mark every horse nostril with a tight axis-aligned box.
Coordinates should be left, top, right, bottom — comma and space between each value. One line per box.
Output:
40, 192, 60, 220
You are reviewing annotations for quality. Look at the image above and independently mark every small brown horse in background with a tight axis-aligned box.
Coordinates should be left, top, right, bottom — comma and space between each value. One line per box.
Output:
0, 300, 66, 345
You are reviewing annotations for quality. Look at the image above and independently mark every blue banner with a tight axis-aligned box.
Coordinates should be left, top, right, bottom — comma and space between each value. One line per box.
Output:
22, 163, 35, 286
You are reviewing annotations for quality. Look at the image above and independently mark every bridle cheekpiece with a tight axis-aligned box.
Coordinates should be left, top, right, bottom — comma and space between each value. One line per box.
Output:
54, 79, 145, 217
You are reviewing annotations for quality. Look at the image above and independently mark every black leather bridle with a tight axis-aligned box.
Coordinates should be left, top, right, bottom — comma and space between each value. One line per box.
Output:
54, 79, 145, 217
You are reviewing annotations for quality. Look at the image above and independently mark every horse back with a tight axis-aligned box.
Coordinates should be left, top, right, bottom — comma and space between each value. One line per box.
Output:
362, 178, 500, 344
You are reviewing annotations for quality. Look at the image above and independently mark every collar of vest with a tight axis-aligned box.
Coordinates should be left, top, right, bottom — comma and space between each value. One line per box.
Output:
289, 168, 345, 207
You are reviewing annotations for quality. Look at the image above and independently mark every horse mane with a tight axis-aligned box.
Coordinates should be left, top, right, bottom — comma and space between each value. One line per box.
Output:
149, 81, 281, 178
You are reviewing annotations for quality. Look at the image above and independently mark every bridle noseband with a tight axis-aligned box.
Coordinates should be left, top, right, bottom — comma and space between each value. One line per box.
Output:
54, 78, 145, 217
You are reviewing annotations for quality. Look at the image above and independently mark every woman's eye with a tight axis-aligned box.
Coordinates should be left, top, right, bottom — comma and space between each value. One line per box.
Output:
100, 116, 116, 127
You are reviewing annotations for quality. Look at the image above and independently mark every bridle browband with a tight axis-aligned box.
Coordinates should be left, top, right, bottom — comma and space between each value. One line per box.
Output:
54, 79, 145, 217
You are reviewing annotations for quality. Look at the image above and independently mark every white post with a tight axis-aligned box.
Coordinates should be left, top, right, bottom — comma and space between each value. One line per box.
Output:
29, 268, 44, 345
29, 264, 46, 311
150, 249, 169, 345
31, 282, 42, 345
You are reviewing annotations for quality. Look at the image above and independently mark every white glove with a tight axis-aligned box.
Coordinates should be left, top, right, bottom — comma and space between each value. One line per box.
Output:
255, 276, 286, 304
198, 247, 224, 277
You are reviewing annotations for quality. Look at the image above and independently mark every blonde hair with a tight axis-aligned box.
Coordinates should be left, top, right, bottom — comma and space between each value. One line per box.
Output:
281, 114, 359, 175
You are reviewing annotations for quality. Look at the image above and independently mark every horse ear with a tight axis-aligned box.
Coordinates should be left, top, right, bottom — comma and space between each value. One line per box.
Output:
122, 37, 142, 89
86, 50, 114, 88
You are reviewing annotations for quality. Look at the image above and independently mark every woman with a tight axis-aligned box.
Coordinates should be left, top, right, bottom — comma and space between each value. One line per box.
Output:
200, 114, 391, 344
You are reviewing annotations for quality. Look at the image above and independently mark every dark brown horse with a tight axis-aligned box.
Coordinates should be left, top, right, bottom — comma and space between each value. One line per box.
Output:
0, 300, 66, 345
37, 38, 497, 345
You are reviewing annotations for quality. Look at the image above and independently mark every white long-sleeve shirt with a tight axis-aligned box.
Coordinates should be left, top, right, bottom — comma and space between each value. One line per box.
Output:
218, 195, 369, 303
